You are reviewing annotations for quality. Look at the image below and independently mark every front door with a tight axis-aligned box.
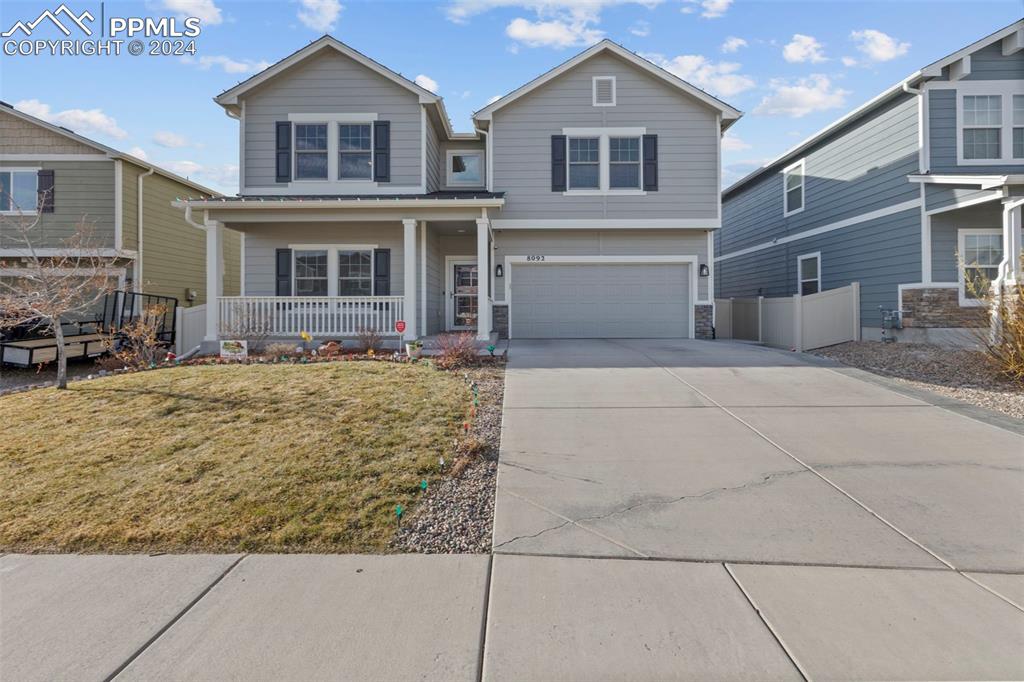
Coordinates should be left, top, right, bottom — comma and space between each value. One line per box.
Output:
446, 258, 478, 330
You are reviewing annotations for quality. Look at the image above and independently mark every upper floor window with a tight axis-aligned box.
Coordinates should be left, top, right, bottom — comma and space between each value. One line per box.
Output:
609, 137, 640, 189
568, 137, 600, 189
956, 86, 1024, 164
338, 124, 372, 180
783, 159, 804, 217
0, 169, 38, 214
294, 124, 328, 179
447, 151, 483, 186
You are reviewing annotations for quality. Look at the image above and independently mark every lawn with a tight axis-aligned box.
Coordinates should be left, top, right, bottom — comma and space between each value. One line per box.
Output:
0, 361, 472, 553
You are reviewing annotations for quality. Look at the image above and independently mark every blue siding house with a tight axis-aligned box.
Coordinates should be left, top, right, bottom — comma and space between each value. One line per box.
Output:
717, 20, 1024, 343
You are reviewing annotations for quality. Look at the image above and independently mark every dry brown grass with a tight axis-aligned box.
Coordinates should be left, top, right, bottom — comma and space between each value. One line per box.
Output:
0, 362, 470, 553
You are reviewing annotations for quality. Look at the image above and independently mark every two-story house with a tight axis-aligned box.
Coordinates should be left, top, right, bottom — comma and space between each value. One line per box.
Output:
717, 20, 1023, 344
180, 36, 739, 347
0, 102, 242, 308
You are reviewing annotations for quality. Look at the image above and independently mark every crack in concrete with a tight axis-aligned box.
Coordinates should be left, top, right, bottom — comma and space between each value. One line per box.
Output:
499, 459, 604, 485
493, 519, 573, 549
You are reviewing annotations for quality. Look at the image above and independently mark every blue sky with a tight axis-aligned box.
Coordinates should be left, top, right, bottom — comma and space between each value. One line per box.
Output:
1, 0, 1020, 194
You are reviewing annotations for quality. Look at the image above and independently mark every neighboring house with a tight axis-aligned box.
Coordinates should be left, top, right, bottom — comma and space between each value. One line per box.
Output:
179, 36, 738, 346
717, 20, 1024, 344
0, 102, 241, 309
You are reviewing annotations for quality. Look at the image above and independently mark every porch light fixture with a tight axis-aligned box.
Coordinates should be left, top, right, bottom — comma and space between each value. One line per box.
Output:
699, 264, 710, 277
495, 264, 504, 278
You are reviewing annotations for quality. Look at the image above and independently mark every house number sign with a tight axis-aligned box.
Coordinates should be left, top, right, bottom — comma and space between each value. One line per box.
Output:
526, 255, 546, 262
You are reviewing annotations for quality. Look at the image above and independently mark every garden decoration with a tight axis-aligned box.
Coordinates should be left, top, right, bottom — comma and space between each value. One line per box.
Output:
395, 504, 404, 525
487, 344, 496, 356
420, 479, 428, 492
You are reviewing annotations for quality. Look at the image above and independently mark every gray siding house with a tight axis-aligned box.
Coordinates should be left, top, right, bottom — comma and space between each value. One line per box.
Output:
181, 36, 739, 344
717, 21, 1024, 342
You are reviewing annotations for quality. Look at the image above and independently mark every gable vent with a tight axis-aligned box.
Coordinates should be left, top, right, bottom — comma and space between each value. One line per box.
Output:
593, 77, 616, 106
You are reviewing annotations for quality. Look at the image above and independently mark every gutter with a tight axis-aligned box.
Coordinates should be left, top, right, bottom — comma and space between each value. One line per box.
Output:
136, 167, 155, 293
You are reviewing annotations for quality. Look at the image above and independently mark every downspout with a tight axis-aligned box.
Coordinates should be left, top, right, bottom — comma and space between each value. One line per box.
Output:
136, 167, 155, 293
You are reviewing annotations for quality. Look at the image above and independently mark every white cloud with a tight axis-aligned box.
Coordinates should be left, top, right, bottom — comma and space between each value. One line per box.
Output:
165, 161, 239, 192
630, 20, 650, 37
721, 132, 751, 151
682, 0, 732, 18
486, 95, 502, 105
446, 0, 661, 24
14, 99, 128, 139
167, 160, 203, 176
152, 131, 189, 148
414, 74, 439, 93
841, 56, 858, 67
721, 36, 747, 53
783, 34, 826, 63
127, 146, 149, 160
506, 16, 602, 48
641, 53, 755, 97
754, 74, 850, 117
850, 29, 909, 62
181, 54, 271, 74
297, 0, 342, 32
161, 0, 223, 25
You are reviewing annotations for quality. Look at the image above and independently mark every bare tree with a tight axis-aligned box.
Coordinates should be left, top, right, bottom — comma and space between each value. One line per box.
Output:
0, 189, 123, 389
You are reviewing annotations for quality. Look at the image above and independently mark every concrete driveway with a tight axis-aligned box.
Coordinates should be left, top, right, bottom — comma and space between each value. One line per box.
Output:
487, 338, 1024, 679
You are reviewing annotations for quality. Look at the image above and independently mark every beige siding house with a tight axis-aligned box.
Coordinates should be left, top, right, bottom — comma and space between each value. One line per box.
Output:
0, 103, 241, 307
179, 36, 739, 347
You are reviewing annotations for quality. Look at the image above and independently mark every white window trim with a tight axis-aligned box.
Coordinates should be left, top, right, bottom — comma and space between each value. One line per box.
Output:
445, 149, 485, 187
957, 228, 1002, 306
288, 243, 378, 297
0, 167, 40, 216
797, 251, 821, 296
953, 81, 1024, 165
592, 76, 616, 107
287, 113, 379, 188
562, 127, 647, 196
782, 158, 805, 218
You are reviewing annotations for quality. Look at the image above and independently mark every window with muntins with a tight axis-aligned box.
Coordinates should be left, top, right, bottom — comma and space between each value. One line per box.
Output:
339, 124, 372, 180
1013, 95, 1024, 159
962, 95, 1002, 160
798, 253, 820, 295
294, 250, 329, 295
294, 124, 328, 179
0, 170, 38, 213
783, 160, 804, 216
338, 249, 372, 296
609, 137, 640, 189
568, 137, 600, 189
961, 231, 1002, 301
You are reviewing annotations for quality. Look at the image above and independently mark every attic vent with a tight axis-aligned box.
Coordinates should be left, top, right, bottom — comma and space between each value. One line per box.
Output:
593, 76, 616, 106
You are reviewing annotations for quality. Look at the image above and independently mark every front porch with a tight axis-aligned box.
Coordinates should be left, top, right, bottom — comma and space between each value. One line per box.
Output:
176, 193, 504, 348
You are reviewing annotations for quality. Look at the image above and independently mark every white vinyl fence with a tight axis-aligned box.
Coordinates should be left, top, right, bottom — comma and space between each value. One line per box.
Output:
715, 282, 861, 351
175, 304, 207, 355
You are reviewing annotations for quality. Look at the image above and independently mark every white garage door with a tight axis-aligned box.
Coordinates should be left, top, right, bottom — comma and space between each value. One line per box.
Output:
511, 262, 691, 338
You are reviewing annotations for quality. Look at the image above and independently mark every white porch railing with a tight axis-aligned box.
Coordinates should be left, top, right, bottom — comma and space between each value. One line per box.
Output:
218, 296, 405, 338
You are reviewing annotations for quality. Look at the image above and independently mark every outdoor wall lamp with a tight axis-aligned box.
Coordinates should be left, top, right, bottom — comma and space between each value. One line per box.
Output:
495, 264, 504, 278
699, 264, 710, 277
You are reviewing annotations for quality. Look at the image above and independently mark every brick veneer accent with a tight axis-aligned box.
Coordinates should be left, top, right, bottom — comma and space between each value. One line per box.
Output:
901, 287, 987, 328
493, 304, 509, 339
695, 304, 713, 339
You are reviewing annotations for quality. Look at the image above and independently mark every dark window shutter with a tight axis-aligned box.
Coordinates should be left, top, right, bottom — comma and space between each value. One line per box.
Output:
642, 134, 658, 191
373, 249, 391, 295
275, 122, 291, 183
373, 121, 391, 183
551, 135, 567, 192
37, 169, 54, 212
275, 248, 292, 296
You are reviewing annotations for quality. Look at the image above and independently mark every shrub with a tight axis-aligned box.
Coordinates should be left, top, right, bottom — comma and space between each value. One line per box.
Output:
357, 326, 382, 353
98, 304, 168, 370
966, 254, 1024, 383
435, 332, 478, 370
265, 342, 300, 358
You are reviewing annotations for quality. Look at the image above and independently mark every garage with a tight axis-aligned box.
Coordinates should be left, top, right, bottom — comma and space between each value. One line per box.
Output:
510, 261, 692, 338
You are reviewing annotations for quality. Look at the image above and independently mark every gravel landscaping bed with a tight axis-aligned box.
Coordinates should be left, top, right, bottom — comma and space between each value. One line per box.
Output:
391, 364, 504, 554
810, 341, 1024, 421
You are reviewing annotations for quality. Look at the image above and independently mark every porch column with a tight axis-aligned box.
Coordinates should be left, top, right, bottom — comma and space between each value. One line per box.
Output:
402, 218, 418, 339
1005, 200, 1022, 282
204, 221, 223, 342
476, 217, 491, 341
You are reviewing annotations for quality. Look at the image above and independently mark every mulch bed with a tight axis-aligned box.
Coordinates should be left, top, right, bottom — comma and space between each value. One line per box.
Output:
810, 341, 1024, 421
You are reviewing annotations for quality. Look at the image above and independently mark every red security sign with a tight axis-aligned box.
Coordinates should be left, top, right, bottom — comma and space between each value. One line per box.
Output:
395, 320, 406, 333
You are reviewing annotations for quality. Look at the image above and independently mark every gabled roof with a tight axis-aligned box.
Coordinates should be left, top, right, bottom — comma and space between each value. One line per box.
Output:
723, 18, 1024, 199
214, 35, 440, 109
0, 101, 220, 197
473, 39, 742, 128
